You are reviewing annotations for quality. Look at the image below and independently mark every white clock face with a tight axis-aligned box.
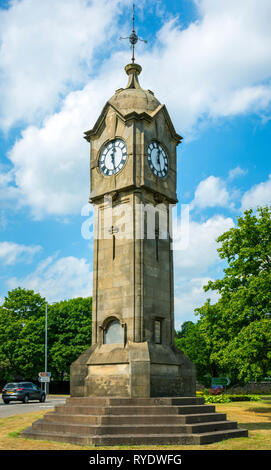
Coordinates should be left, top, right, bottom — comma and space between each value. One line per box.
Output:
147, 141, 168, 178
99, 139, 127, 176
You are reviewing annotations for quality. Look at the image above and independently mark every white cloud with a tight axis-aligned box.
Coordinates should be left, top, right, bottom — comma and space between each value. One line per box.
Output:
210, 86, 271, 118
0, 241, 41, 265
174, 214, 234, 277
190, 176, 231, 210
6, 254, 92, 302
0, 164, 22, 209
174, 277, 219, 326
3, 0, 271, 218
173, 214, 234, 322
228, 166, 247, 181
241, 174, 271, 210
6, 59, 127, 218
140, 0, 271, 134
0, 0, 127, 130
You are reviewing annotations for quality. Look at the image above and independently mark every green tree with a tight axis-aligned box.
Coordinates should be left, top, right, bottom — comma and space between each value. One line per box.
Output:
175, 321, 213, 386
195, 206, 271, 384
0, 288, 92, 383
2, 287, 46, 319
47, 297, 92, 380
219, 319, 271, 383
175, 321, 194, 339
0, 288, 46, 381
204, 207, 271, 329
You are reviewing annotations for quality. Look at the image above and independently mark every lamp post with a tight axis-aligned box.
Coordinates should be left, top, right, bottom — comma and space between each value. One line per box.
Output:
44, 301, 57, 396
45, 303, 48, 396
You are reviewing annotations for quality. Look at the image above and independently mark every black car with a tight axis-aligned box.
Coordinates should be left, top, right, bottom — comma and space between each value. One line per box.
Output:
2, 382, 46, 404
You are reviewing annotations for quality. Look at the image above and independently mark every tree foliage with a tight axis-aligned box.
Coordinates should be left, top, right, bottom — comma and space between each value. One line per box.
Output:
175, 207, 271, 385
219, 319, 271, 383
175, 321, 213, 386
48, 297, 92, 380
0, 288, 92, 382
0, 288, 46, 381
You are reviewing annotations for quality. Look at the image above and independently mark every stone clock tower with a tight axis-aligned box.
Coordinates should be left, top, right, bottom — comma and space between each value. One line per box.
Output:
70, 62, 195, 398
22, 9, 247, 446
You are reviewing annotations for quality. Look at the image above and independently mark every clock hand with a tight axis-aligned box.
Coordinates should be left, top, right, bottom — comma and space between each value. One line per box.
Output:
111, 153, 116, 169
157, 148, 161, 169
110, 145, 116, 169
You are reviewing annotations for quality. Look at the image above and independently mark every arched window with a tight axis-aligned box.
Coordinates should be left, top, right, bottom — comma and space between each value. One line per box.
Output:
103, 319, 124, 344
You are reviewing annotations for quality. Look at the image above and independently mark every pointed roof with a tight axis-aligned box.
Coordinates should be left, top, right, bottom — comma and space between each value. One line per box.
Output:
84, 63, 182, 144
109, 63, 161, 115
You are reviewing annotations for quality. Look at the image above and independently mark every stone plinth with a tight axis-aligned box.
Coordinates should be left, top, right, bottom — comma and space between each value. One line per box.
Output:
22, 396, 248, 446
70, 341, 196, 398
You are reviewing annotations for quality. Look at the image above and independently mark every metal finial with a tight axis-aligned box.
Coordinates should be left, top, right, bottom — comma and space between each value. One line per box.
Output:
120, 3, 147, 63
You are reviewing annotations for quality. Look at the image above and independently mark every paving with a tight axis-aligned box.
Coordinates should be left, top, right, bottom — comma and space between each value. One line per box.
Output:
0, 396, 67, 418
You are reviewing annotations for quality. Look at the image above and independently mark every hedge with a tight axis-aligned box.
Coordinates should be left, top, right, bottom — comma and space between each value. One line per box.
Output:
202, 393, 261, 403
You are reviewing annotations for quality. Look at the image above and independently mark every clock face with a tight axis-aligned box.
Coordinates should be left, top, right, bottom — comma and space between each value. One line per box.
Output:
147, 141, 168, 178
99, 139, 127, 176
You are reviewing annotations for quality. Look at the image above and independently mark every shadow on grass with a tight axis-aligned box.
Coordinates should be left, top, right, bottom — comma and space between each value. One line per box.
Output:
242, 422, 271, 431
248, 407, 271, 415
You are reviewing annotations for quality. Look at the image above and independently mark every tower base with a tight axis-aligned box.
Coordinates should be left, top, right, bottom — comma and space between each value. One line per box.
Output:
22, 396, 248, 446
70, 341, 196, 398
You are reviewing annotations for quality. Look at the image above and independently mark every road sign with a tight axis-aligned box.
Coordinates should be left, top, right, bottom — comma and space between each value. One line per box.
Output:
211, 377, 231, 387
39, 372, 51, 377
38, 376, 50, 383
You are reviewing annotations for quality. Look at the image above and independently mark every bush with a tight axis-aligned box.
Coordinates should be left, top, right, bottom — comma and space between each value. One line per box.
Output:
204, 394, 231, 404
227, 394, 261, 402
203, 393, 261, 403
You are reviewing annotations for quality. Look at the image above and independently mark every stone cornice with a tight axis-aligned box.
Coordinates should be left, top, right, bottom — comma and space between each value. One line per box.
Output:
84, 102, 183, 145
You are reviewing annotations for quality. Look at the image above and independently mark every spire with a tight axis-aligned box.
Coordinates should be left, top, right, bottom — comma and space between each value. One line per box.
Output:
124, 62, 142, 89
120, 3, 147, 65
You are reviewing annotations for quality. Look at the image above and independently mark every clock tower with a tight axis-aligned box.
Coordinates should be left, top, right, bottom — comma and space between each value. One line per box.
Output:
70, 62, 195, 397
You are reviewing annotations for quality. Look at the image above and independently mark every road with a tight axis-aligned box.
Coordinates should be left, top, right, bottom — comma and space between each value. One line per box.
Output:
0, 396, 67, 418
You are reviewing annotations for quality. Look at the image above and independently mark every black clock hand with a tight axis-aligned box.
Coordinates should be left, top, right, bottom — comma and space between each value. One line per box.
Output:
157, 148, 161, 169
110, 145, 116, 169
111, 153, 116, 169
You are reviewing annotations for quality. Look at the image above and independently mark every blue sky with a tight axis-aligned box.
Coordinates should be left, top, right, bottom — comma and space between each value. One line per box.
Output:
0, 0, 270, 328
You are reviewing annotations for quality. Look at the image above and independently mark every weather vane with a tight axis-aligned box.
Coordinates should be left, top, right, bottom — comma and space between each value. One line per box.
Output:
120, 3, 147, 63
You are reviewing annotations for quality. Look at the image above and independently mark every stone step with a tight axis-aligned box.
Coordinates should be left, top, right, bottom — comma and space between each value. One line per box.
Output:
194, 428, 249, 445
22, 426, 196, 446
22, 426, 248, 447
182, 412, 227, 424
21, 426, 91, 446
32, 420, 93, 435
91, 428, 248, 446
45, 411, 227, 426
32, 419, 238, 436
46, 412, 101, 425
21, 396, 248, 447
66, 397, 205, 406
186, 420, 238, 434
93, 433, 196, 446
54, 404, 216, 416
22, 425, 248, 447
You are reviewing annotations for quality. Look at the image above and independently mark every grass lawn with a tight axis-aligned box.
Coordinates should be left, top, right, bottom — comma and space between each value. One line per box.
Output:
0, 399, 270, 450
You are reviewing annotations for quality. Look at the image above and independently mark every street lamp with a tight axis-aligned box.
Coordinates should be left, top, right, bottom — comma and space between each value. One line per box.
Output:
44, 303, 48, 396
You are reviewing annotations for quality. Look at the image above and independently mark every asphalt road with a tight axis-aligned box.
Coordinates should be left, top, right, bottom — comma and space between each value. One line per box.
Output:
0, 396, 67, 417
